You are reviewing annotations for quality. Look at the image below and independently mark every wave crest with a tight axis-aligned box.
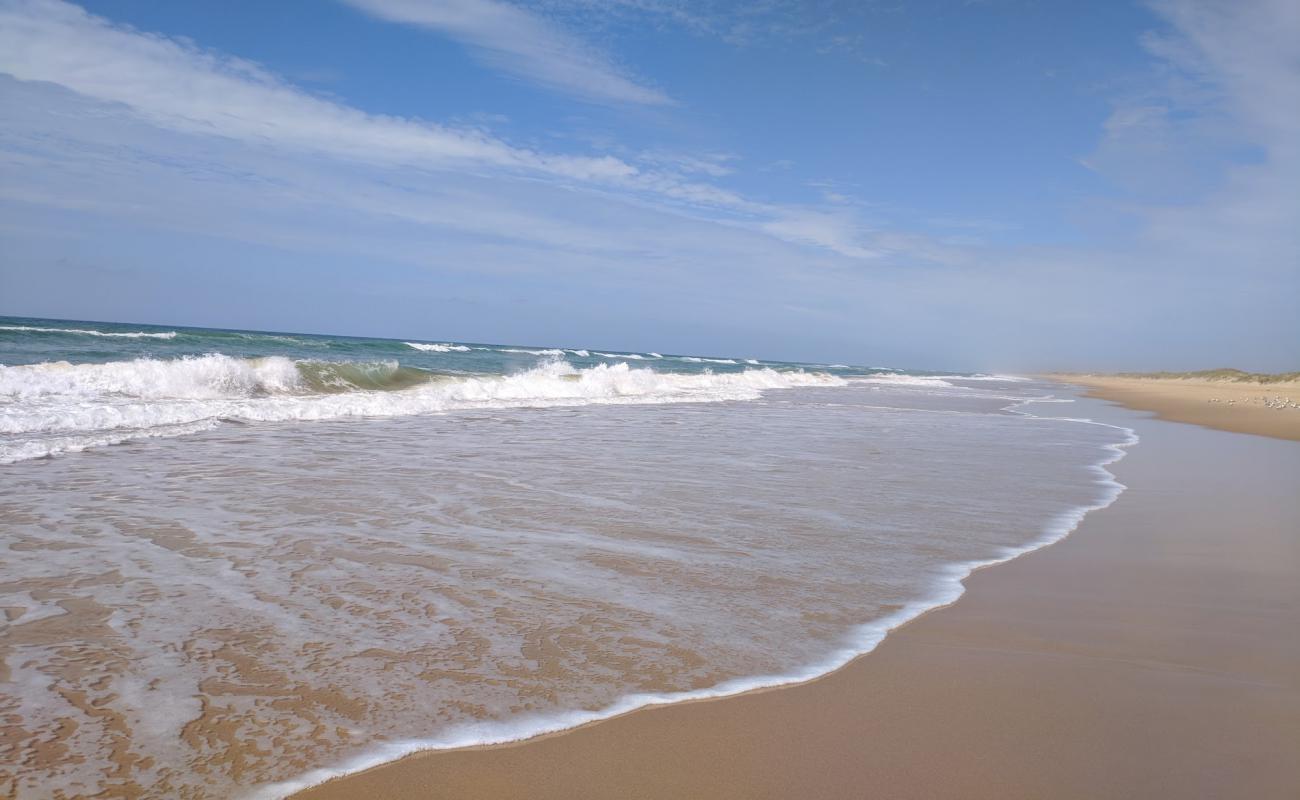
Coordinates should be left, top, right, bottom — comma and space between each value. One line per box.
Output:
0, 324, 177, 339
0, 356, 843, 462
404, 342, 470, 352
681, 356, 738, 365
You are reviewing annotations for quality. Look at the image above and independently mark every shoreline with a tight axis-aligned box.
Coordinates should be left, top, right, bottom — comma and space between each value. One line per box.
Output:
267, 413, 1129, 799
278, 391, 1141, 799
1049, 373, 1300, 441
288, 389, 1300, 800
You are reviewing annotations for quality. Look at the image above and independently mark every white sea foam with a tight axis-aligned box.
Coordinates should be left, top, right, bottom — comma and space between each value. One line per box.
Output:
649, 352, 663, 358
681, 356, 738, 364
0, 420, 223, 462
0, 356, 843, 463
593, 351, 644, 359
404, 341, 470, 352
857, 374, 954, 387
235, 332, 315, 345
859, 374, 1031, 388
935, 373, 1031, 382
252, 398, 1139, 800
0, 324, 177, 339
3, 364, 1139, 799
0, 354, 304, 401
497, 347, 566, 356
567, 349, 590, 357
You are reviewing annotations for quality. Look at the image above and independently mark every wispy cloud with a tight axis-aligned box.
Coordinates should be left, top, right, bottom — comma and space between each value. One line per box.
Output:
0, 0, 639, 181
0, 0, 936, 262
524, 0, 893, 59
1084, 0, 1299, 273
6, 0, 1291, 369
340, 0, 672, 106
761, 209, 882, 261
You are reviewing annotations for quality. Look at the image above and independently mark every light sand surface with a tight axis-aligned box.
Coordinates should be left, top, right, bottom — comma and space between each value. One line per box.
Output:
1052, 375, 1300, 441
294, 394, 1300, 800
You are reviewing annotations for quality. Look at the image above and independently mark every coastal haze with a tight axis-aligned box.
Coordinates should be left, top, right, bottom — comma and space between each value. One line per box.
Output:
0, 318, 1131, 797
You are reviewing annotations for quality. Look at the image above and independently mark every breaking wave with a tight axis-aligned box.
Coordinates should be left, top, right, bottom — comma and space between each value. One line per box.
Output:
0, 324, 177, 339
0, 356, 843, 463
681, 356, 738, 365
497, 347, 566, 356
404, 342, 470, 352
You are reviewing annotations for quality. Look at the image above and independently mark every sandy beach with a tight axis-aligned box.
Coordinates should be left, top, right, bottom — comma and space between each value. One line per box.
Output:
1052, 374, 1300, 441
293, 390, 1300, 800
4, 0, 1296, 796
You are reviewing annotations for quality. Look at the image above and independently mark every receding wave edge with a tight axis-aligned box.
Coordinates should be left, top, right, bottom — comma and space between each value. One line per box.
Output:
246, 396, 1139, 800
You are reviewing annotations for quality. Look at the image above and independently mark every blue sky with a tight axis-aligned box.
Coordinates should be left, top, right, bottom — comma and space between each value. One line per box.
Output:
1, 0, 1296, 370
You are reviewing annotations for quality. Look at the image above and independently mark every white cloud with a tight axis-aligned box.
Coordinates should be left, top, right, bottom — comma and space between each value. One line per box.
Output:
761, 209, 882, 260
340, 0, 671, 106
0, 0, 926, 261
1087, 0, 1300, 276
1145, 0, 1299, 153
0, 74, 831, 275
7, 0, 1290, 369
637, 150, 737, 177
0, 0, 638, 181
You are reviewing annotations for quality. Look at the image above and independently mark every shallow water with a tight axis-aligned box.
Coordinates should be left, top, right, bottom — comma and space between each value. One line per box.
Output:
0, 319, 1130, 798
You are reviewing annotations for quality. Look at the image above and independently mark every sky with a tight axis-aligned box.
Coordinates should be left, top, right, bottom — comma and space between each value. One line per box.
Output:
0, 0, 1296, 371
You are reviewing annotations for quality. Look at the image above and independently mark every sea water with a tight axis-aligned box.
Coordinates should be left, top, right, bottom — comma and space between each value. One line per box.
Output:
0, 317, 1133, 798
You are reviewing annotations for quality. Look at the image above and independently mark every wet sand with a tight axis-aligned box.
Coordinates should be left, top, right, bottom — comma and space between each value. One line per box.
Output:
294, 394, 1300, 800
1052, 374, 1300, 441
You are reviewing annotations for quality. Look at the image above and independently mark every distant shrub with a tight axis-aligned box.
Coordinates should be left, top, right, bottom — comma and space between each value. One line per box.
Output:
1116, 368, 1300, 384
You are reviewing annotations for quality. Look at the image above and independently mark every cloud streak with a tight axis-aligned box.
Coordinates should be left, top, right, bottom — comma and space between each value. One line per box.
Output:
0, 0, 644, 182
1086, 0, 1299, 276
0, 0, 924, 261
3, 0, 1293, 370
340, 0, 672, 106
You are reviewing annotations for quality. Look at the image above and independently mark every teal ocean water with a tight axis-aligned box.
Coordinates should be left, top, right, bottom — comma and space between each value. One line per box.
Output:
0, 316, 1134, 799
0, 315, 906, 463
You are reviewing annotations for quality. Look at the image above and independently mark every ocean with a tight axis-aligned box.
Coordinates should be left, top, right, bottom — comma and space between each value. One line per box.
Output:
0, 317, 1135, 798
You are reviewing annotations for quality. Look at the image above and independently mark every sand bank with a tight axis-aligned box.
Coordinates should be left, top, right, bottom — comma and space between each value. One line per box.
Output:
293, 394, 1300, 800
1051, 374, 1300, 441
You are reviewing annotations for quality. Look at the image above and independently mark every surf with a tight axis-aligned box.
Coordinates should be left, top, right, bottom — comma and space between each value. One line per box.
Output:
0, 355, 843, 462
